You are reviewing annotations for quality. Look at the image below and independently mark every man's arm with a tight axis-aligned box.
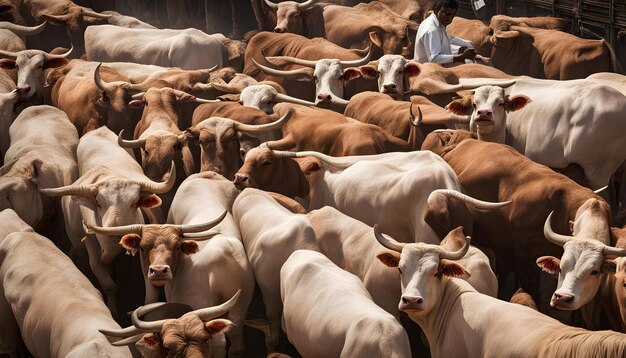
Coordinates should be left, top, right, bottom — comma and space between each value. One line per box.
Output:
423, 29, 454, 64
450, 37, 474, 49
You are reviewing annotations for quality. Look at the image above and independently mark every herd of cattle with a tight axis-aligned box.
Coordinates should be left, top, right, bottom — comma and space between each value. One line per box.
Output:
0, 0, 626, 357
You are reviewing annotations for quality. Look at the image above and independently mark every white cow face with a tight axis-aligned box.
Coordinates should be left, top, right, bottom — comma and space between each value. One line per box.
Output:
240, 85, 277, 114
0, 50, 69, 98
313, 59, 360, 108
358, 55, 421, 99
537, 240, 615, 311
446, 85, 530, 143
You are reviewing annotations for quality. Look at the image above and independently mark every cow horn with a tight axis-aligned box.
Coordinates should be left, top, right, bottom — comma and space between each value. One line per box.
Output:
263, 51, 318, 68
0, 48, 19, 60
40, 184, 97, 197
328, 96, 349, 108
110, 333, 145, 346
177, 211, 227, 234
194, 97, 221, 103
193, 290, 241, 321
263, 0, 279, 10
131, 92, 145, 100
429, 189, 511, 209
543, 211, 573, 247
408, 104, 422, 126
137, 162, 176, 194
603, 245, 626, 257
373, 225, 406, 252
131, 302, 170, 332
340, 47, 372, 68
45, 46, 73, 59
297, 0, 319, 9
437, 234, 471, 260
117, 130, 146, 149
94, 63, 117, 93
99, 326, 145, 339
271, 149, 355, 169
87, 222, 143, 237
593, 185, 608, 194
274, 93, 316, 107
253, 58, 313, 79
182, 230, 220, 240
0, 21, 46, 36
210, 82, 241, 94
81, 8, 113, 19
234, 107, 294, 133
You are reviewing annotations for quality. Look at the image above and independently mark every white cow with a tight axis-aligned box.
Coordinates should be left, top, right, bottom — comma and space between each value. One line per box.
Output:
84, 25, 230, 70
280, 250, 411, 358
0, 71, 18, 162
2, 105, 78, 228
40, 126, 175, 317
88, 171, 255, 358
373, 228, 626, 357
0, 219, 132, 357
233, 188, 319, 352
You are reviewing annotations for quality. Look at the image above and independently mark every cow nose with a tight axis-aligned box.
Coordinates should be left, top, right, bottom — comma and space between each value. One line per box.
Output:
17, 85, 30, 94
149, 265, 169, 276
233, 173, 249, 184
554, 293, 574, 303
401, 295, 423, 305
317, 93, 332, 101
274, 27, 284, 33
477, 109, 492, 116
383, 83, 397, 90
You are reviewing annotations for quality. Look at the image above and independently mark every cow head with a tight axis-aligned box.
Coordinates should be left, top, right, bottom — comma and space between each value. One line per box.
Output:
264, 0, 320, 34
368, 21, 416, 58
233, 147, 316, 199
100, 291, 240, 357
252, 49, 371, 108
0, 48, 72, 98
0, 158, 44, 227
357, 55, 421, 99
86, 211, 226, 286
41, 7, 111, 55
211, 82, 314, 114
375, 225, 470, 318
119, 88, 217, 181
186, 108, 293, 180
40, 163, 176, 264
445, 86, 531, 143
537, 209, 626, 311
0, 1, 25, 24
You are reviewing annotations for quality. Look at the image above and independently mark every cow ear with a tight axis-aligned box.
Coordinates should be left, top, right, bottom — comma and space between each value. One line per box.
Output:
504, 95, 531, 112
138, 194, 162, 208
376, 251, 400, 268
140, 333, 161, 347
603, 259, 617, 274
180, 240, 200, 255
205, 319, 235, 336
437, 259, 469, 278
128, 99, 144, 108
302, 160, 321, 174
368, 31, 383, 48
120, 234, 141, 256
0, 59, 16, 69
358, 65, 378, 80
446, 98, 472, 115
44, 58, 69, 69
342, 67, 361, 82
536, 256, 561, 274
404, 62, 421, 77
569, 220, 575, 234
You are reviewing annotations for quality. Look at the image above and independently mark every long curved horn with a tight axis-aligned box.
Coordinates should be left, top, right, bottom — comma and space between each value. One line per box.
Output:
234, 107, 294, 133
340, 47, 372, 68
137, 162, 176, 194
193, 290, 241, 321
437, 234, 471, 260
40, 184, 97, 197
328, 96, 349, 108
253, 58, 313, 79
45, 46, 73, 59
263, 0, 279, 10
274, 93, 316, 107
118, 130, 146, 149
593, 185, 608, 194
81, 9, 113, 19
373, 225, 406, 252
603, 245, 626, 257
182, 230, 220, 240
194, 97, 221, 103
110, 333, 145, 347
131, 302, 170, 332
543, 211, 573, 247
297, 0, 319, 9
430, 189, 511, 209
94, 63, 117, 93
0, 21, 46, 36
0, 48, 19, 60
271, 149, 357, 169
99, 326, 145, 339
408, 104, 422, 126
87, 222, 143, 237
177, 211, 227, 234
210, 82, 242, 94
264, 51, 318, 68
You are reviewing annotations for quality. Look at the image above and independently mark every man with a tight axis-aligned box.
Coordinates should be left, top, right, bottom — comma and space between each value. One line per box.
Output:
414, 0, 475, 64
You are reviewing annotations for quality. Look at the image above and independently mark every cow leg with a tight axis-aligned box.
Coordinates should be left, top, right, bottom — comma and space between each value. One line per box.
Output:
84, 235, 118, 318
209, 333, 227, 358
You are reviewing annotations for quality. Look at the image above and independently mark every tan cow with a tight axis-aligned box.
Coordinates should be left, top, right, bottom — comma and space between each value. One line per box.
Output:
374, 227, 626, 358
280, 250, 411, 358
0, 71, 18, 161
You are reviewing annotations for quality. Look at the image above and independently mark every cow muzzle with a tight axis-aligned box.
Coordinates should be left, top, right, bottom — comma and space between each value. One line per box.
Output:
550, 292, 575, 310
233, 173, 250, 189
399, 295, 425, 312
148, 265, 173, 285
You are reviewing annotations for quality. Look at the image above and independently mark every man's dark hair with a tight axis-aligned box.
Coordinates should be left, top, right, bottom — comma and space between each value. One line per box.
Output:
434, 0, 459, 11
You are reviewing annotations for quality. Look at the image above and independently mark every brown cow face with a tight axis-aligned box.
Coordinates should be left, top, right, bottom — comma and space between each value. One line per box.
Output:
233, 147, 276, 190
161, 316, 233, 358
369, 23, 413, 57
274, 2, 304, 34
120, 226, 200, 286
141, 135, 183, 182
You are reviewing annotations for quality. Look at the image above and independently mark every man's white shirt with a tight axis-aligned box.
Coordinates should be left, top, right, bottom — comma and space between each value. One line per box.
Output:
414, 13, 473, 64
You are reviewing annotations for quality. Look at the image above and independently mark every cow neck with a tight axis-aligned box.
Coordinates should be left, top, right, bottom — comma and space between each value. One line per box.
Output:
475, 126, 506, 144
278, 157, 310, 200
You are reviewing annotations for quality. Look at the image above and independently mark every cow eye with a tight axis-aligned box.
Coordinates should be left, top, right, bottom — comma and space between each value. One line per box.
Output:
590, 270, 599, 276
313, 76, 318, 83
472, 102, 476, 108
102, 93, 109, 103
398, 268, 402, 274
262, 161, 271, 167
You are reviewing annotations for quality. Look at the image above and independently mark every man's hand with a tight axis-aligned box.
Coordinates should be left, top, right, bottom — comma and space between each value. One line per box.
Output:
453, 48, 476, 62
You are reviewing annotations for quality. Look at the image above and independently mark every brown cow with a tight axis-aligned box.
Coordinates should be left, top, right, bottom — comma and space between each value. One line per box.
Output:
422, 131, 626, 327
344, 92, 447, 150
